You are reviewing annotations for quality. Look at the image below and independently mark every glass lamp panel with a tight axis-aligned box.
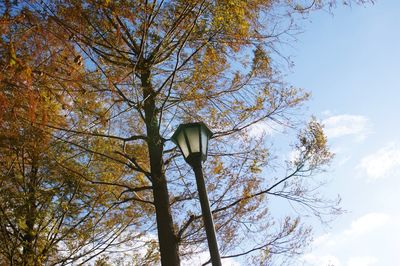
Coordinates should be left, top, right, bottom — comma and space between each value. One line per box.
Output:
185, 126, 200, 153
200, 127, 209, 156
177, 131, 189, 158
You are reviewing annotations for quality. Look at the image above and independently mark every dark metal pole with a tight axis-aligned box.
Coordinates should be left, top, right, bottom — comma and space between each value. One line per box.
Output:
191, 159, 222, 266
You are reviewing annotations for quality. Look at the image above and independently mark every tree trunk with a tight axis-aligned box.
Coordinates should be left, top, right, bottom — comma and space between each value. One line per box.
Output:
23, 164, 38, 266
141, 68, 180, 265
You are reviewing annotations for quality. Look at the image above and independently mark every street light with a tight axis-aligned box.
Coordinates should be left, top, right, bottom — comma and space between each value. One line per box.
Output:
171, 122, 221, 266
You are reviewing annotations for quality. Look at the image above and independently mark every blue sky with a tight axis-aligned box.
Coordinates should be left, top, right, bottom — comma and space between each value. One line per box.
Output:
186, 2, 400, 265
96, 2, 399, 265
85, 2, 400, 265
284, 1, 400, 265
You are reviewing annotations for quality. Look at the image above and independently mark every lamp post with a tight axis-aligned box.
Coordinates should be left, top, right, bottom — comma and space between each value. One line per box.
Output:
171, 122, 222, 266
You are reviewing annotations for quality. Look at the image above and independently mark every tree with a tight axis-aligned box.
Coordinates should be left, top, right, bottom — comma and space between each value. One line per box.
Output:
1, 0, 372, 265
0, 4, 148, 265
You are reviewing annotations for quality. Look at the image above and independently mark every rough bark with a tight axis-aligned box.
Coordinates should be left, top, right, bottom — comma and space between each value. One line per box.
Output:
141, 67, 180, 265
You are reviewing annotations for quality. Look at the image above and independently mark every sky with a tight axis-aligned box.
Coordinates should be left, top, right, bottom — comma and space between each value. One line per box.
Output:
284, 1, 400, 265
190, 2, 400, 265
82, 2, 399, 265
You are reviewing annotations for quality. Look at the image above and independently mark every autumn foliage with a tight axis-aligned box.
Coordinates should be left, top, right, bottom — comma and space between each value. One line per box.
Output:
0, 0, 371, 265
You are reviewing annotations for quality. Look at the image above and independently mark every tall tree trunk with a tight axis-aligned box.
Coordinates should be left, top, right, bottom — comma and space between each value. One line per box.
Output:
23, 164, 38, 266
141, 68, 180, 265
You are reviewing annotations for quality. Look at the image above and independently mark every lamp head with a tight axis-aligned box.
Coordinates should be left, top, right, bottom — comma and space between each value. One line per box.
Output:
171, 122, 213, 165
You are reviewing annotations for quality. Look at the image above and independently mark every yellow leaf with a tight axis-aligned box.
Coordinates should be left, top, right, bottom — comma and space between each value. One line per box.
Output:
213, 161, 223, 174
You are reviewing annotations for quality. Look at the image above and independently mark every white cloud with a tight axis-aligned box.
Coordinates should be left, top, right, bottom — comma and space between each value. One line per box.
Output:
347, 256, 378, 266
321, 110, 334, 117
357, 143, 400, 180
344, 213, 390, 236
247, 120, 284, 138
301, 213, 396, 266
322, 115, 371, 140
221, 259, 241, 266
310, 213, 390, 248
302, 254, 342, 266
336, 155, 351, 167
288, 149, 301, 163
